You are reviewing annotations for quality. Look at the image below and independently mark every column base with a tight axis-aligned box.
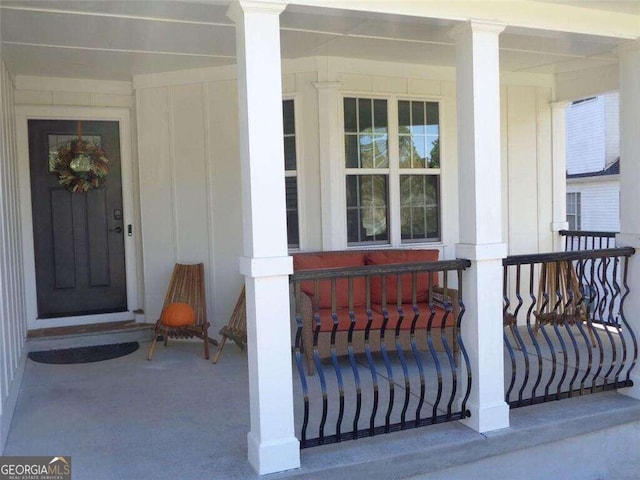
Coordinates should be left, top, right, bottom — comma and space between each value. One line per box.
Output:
460, 400, 510, 433
247, 431, 300, 475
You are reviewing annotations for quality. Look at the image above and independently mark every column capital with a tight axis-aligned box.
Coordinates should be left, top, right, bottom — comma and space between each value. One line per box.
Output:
239, 255, 293, 278
313, 81, 342, 91
615, 39, 640, 56
455, 243, 507, 261
226, 0, 287, 24
449, 20, 506, 41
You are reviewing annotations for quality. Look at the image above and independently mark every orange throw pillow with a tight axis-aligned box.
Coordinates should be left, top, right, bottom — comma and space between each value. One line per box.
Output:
161, 302, 196, 327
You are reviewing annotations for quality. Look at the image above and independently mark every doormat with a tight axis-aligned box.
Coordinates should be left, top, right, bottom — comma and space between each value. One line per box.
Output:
28, 342, 139, 364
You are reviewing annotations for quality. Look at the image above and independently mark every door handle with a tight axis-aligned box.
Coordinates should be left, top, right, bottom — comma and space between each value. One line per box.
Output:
109, 226, 123, 234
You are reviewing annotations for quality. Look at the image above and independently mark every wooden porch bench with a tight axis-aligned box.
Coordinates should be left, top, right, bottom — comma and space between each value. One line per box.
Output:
292, 250, 460, 375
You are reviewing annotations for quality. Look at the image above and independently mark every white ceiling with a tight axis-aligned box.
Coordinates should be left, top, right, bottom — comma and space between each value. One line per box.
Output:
0, 0, 636, 81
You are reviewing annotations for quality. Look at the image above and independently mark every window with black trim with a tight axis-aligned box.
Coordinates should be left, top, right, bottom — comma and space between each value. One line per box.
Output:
283, 99, 299, 248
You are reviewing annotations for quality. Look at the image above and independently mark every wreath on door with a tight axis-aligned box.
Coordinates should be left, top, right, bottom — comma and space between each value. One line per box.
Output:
52, 138, 109, 193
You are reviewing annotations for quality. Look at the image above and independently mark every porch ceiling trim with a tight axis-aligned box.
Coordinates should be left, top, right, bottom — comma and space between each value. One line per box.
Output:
287, 0, 640, 39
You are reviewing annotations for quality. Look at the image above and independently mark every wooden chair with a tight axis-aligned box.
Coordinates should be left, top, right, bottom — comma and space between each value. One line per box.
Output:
147, 263, 214, 360
534, 260, 596, 346
212, 286, 247, 364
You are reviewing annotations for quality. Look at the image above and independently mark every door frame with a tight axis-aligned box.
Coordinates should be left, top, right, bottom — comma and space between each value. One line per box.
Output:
16, 105, 141, 330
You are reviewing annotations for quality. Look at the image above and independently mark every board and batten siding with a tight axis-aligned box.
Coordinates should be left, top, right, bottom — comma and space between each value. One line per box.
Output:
0, 59, 27, 453
134, 58, 556, 331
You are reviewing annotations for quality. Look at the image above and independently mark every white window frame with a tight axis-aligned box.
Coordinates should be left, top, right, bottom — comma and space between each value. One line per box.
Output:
340, 92, 445, 247
566, 191, 582, 231
283, 94, 305, 251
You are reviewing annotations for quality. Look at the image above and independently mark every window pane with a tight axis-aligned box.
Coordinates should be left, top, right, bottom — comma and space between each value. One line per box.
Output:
427, 137, 439, 168
374, 99, 387, 132
412, 136, 426, 168
282, 100, 295, 135
398, 101, 410, 129
426, 102, 439, 134
284, 136, 296, 170
346, 174, 389, 244
400, 175, 440, 242
360, 135, 374, 168
398, 100, 440, 170
285, 177, 299, 247
359, 98, 372, 132
399, 135, 411, 168
344, 97, 357, 133
373, 134, 389, 168
345, 135, 359, 168
411, 101, 425, 136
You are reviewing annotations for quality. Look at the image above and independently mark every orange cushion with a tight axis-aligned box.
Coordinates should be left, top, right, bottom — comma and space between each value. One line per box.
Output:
366, 250, 439, 304
371, 303, 456, 330
160, 302, 196, 327
293, 252, 366, 308
310, 304, 453, 332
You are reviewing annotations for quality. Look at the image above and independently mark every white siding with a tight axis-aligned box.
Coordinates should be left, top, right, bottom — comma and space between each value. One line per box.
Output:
604, 92, 620, 166
134, 57, 556, 329
566, 96, 606, 175
567, 180, 620, 232
0, 59, 27, 452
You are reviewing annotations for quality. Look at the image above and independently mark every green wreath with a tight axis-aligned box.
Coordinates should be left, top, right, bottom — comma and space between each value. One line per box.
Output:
52, 139, 109, 193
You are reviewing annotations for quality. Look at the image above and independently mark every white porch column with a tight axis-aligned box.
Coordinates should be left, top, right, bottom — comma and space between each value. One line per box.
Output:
615, 40, 640, 400
228, 1, 300, 475
314, 81, 345, 250
550, 101, 570, 251
451, 21, 510, 432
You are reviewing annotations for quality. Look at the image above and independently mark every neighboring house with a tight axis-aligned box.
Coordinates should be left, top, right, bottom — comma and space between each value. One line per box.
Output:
566, 93, 620, 232
0, 1, 639, 476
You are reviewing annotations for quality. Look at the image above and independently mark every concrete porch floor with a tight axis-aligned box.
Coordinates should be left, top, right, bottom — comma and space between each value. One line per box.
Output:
3, 336, 640, 480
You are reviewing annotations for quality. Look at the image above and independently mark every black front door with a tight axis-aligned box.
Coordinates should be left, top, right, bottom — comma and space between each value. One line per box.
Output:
28, 120, 127, 318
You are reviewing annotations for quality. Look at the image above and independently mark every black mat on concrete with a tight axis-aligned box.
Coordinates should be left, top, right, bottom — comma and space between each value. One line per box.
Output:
28, 342, 139, 364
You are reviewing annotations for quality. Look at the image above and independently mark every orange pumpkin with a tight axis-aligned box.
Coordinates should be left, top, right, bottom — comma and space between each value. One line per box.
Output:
160, 302, 196, 327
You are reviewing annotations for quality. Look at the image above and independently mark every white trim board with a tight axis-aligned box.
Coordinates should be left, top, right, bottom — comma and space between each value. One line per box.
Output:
15, 105, 141, 330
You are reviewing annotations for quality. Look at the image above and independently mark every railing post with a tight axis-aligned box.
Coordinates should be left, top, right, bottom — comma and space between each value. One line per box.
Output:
616, 39, 640, 400
451, 21, 509, 432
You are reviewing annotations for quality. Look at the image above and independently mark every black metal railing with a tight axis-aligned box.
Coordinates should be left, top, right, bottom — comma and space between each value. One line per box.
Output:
290, 259, 472, 448
503, 247, 637, 409
560, 230, 617, 251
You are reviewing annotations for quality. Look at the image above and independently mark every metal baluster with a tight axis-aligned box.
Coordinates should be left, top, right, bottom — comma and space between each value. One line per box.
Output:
426, 287, 443, 422
537, 263, 557, 402
395, 273, 411, 429
511, 264, 530, 405
329, 278, 344, 442
551, 262, 569, 398
379, 274, 395, 434
563, 260, 581, 397
440, 273, 457, 419
620, 254, 638, 384
457, 267, 472, 418
346, 276, 362, 440
526, 263, 543, 402
363, 276, 379, 438
504, 265, 518, 404
293, 282, 310, 447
